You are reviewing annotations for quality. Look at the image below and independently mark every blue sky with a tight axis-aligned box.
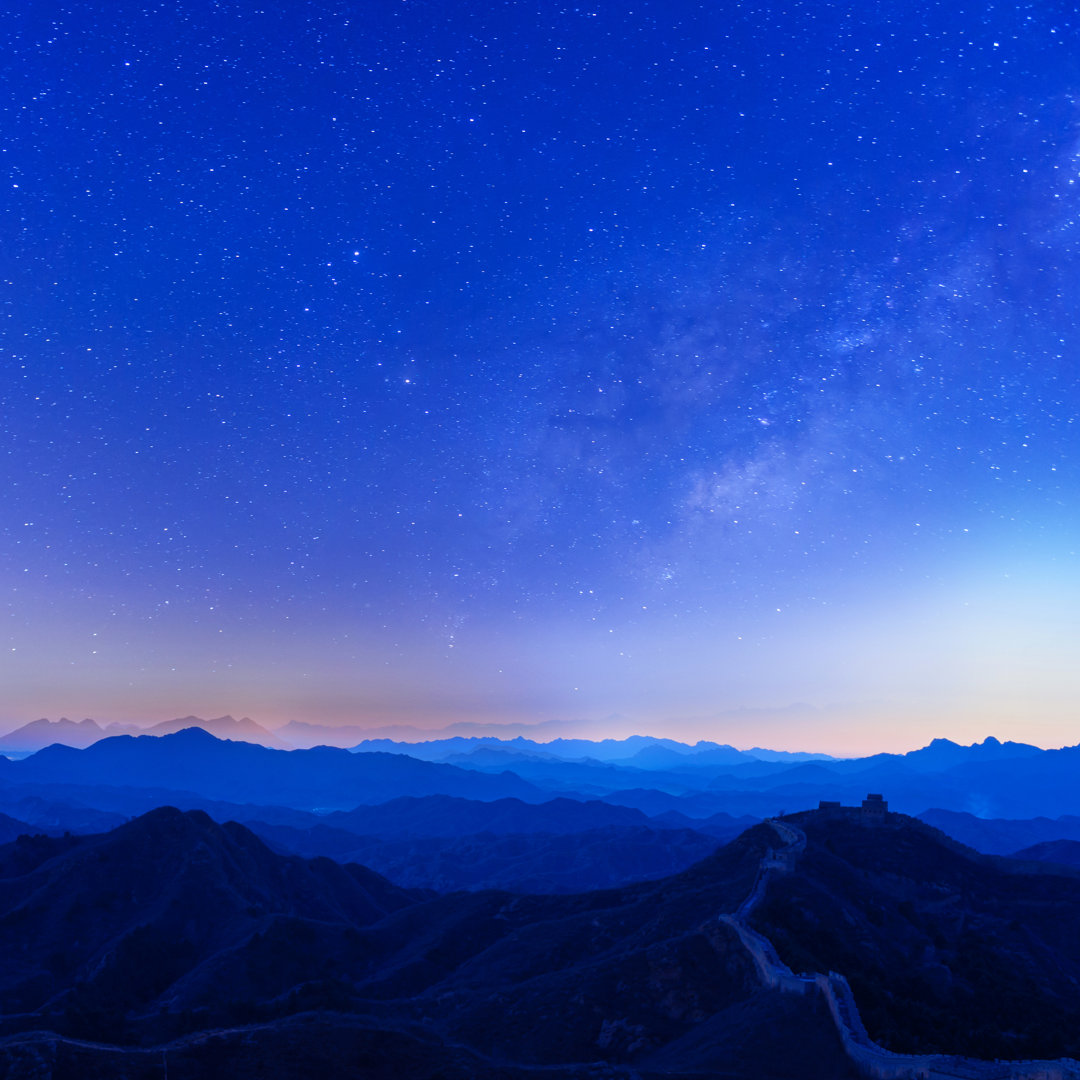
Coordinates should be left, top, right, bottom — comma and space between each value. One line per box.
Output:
3, 1, 1080, 753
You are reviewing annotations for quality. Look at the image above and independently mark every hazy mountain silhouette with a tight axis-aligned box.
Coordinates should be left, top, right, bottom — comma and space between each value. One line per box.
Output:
0, 776, 757, 895
0, 716, 107, 751
1011, 838, 1080, 869
0, 810, 33, 845
642, 739, 1080, 819
0, 785, 128, 835
276, 722, 606, 750
140, 714, 290, 747
321, 793, 653, 836
352, 733, 832, 765
789, 736, 1043, 776
602, 786, 810, 819
651, 808, 761, 836
898, 735, 1043, 770
249, 821, 723, 892
11, 729, 1074, 823
436, 752, 707, 796
345, 734, 1077, 819
0, 729, 546, 809
0, 714, 287, 751
240, 795, 738, 892
9, 730, 1080, 839
917, 808, 1080, 855
352, 733, 722, 761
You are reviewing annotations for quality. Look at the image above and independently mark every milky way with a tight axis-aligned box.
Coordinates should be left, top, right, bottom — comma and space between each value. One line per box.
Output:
3, 1, 1080, 752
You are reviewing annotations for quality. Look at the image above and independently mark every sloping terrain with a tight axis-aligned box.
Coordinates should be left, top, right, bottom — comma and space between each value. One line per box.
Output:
0, 729, 545, 808
322, 794, 655, 836
750, 810, 1080, 1059
247, 820, 722, 892
1011, 838, 1080, 869
0, 809, 856, 1079
0, 808, 422, 1040
919, 808, 1080, 855
13, 799, 1080, 1077
0, 810, 34, 845
0, 770, 747, 894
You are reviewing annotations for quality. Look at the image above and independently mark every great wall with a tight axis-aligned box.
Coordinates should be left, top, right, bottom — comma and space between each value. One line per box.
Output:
725, 798, 1080, 1080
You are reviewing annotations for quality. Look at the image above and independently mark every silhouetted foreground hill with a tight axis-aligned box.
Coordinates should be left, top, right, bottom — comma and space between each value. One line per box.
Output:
751, 808, 1080, 1060
0, 808, 855, 1079
8, 804, 1080, 1078
0, 809, 421, 1034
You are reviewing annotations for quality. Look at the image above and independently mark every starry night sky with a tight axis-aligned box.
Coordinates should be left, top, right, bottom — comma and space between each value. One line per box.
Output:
4, 1, 1080, 753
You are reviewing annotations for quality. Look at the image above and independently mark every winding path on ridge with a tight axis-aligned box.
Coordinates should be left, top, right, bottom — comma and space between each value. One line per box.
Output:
719, 819, 812, 992
720, 817, 1080, 1080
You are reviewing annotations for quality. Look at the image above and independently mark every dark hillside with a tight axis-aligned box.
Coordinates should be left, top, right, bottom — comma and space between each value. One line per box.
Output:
0, 812, 857, 1078
0, 809, 36, 845
750, 810, 1080, 1059
0, 808, 423, 1042
918, 808, 1080, 855
248, 820, 721, 892
1011, 838, 1080, 869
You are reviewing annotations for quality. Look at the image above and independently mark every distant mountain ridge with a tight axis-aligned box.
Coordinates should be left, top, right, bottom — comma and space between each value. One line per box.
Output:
1012, 839, 1080, 868
5, 726, 1080, 828
2, 721, 1049, 788
239, 794, 750, 892
349, 733, 1073, 818
917, 809, 1080, 855
0, 716, 107, 751
0, 728, 546, 809
350, 733, 834, 764
0, 774, 750, 893
248, 820, 724, 893
0, 714, 288, 751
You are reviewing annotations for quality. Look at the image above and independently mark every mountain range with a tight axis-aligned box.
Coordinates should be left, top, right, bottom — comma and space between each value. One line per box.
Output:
0, 806, 850, 1078
0, 714, 288, 752
6, 721, 1074, 822
7, 729, 1080, 860
4, 803, 1080, 1077
0, 735, 755, 892
350, 733, 834, 764
1, 716, 838, 761
0, 728, 545, 809
751, 808, 1080, 1060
